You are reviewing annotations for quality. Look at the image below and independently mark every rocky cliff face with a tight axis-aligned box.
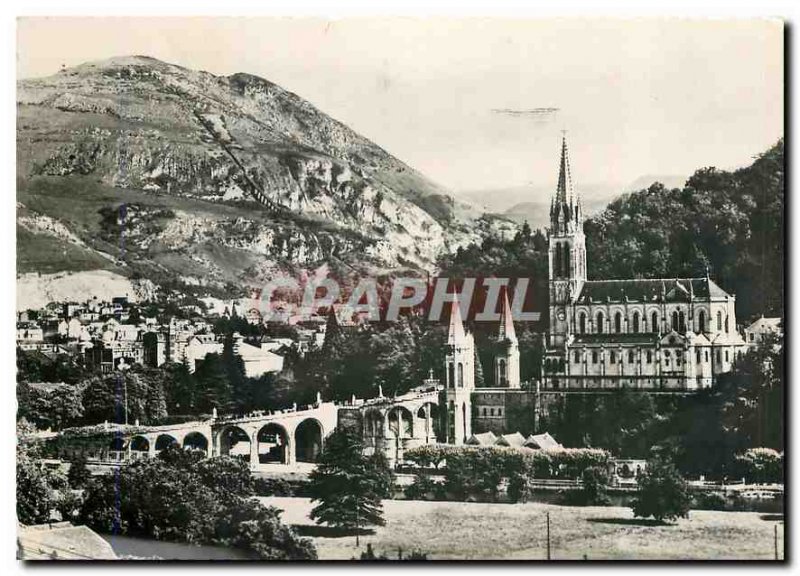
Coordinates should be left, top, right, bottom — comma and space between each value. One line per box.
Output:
18, 56, 506, 297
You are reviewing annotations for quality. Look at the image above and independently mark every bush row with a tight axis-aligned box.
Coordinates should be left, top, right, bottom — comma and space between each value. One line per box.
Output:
403, 445, 611, 502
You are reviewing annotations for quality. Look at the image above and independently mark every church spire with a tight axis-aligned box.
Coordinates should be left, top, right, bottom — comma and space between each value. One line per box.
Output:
556, 134, 575, 206
550, 133, 582, 233
447, 293, 466, 346
498, 287, 517, 344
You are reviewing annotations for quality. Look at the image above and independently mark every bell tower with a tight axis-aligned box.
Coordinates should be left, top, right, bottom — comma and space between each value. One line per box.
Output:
548, 135, 586, 347
443, 295, 474, 444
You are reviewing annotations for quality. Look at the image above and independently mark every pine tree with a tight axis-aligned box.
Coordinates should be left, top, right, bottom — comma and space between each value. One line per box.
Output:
308, 428, 394, 534
195, 354, 234, 414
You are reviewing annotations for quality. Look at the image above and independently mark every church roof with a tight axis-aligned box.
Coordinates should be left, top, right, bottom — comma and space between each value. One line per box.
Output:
466, 431, 497, 446
495, 432, 527, 448
576, 277, 730, 304
525, 432, 563, 450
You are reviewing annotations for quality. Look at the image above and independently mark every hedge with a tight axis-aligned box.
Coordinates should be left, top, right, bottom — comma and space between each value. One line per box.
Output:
403, 444, 611, 502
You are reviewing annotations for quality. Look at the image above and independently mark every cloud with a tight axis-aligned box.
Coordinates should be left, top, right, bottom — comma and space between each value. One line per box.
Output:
491, 107, 560, 117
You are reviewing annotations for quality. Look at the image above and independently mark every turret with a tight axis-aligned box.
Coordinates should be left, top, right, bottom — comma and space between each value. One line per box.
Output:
495, 288, 521, 388
442, 294, 475, 444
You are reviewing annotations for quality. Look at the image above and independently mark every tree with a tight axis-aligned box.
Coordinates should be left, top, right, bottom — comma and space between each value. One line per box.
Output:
17, 423, 69, 525
17, 382, 84, 431
632, 458, 691, 523
67, 456, 92, 489
79, 445, 315, 559
578, 465, 611, 505
308, 429, 394, 535
194, 354, 234, 414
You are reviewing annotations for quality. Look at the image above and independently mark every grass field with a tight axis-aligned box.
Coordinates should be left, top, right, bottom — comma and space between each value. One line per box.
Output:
260, 497, 784, 561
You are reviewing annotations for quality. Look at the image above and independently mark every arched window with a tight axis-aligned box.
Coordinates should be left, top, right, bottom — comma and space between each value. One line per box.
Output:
628, 350, 635, 363
699, 310, 706, 333
633, 312, 640, 333
646, 351, 652, 363
614, 312, 622, 333
457, 363, 464, 388
672, 311, 679, 331
574, 351, 580, 363
592, 351, 598, 363
498, 358, 507, 385
651, 312, 659, 333
564, 244, 571, 277
596, 312, 604, 334
579, 313, 586, 334
725, 315, 729, 333
448, 362, 454, 388
717, 311, 722, 331
555, 243, 563, 277
610, 351, 616, 364
679, 311, 686, 333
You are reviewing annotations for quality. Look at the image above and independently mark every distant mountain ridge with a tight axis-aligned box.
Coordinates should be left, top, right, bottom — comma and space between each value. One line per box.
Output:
458, 174, 688, 230
17, 56, 507, 300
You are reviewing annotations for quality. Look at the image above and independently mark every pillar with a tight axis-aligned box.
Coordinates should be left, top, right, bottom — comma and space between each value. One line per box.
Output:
249, 430, 259, 469
425, 404, 432, 443
147, 435, 156, 459
286, 435, 295, 465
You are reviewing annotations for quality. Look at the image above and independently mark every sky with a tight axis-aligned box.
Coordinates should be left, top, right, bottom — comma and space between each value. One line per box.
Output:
17, 17, 783, 196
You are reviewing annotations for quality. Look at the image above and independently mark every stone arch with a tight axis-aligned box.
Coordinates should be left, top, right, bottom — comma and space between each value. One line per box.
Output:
155, 434, 178, 452
219, 425, 252, 461
387, 406, 414, 439
130, 436, 149, 453
416, 402, 440, 441
295, 419, 324, 463
257, 423, 290, 464
364, 409, 384, 437
183, 432, 209, 454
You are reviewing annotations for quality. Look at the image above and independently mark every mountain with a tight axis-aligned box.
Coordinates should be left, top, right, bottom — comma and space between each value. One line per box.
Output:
17, 56, 502, 302
459, 175, 688, 230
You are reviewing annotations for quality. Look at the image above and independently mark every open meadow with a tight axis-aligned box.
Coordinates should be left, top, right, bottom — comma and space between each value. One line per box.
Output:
260, 497, 784, 561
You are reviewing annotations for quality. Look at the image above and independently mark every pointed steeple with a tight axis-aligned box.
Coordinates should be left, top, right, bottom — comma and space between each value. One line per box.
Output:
498, 287, 517, 344
447, 294, 466, 346
556, 134, 575, 206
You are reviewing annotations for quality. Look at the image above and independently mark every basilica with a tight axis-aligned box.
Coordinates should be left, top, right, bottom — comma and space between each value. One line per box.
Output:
542, 137, 747, 391
439, 137, 749, 444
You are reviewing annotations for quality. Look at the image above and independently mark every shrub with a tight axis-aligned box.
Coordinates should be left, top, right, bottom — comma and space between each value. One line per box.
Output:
404, 474, 440, 500
254, 477, 294, 497
692, 491, 728, 511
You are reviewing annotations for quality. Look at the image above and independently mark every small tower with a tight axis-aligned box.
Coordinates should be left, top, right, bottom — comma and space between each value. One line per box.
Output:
548, 134, 587, 347
495, 288, 521, 388
443, 295, 475, 444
